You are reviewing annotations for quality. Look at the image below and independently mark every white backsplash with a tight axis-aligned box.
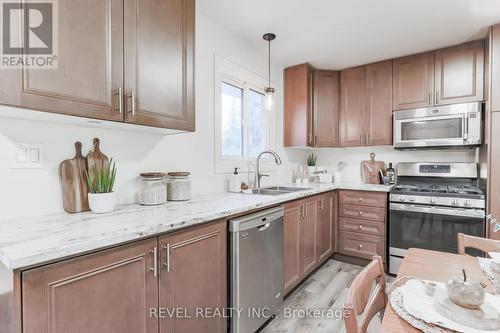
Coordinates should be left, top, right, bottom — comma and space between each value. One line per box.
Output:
308, 146, 477, 183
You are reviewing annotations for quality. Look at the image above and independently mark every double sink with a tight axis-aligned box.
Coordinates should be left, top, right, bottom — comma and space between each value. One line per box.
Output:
249, 186, 313, 196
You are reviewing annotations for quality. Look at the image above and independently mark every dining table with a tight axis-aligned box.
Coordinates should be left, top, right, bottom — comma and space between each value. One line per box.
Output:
380, 247, 494, 333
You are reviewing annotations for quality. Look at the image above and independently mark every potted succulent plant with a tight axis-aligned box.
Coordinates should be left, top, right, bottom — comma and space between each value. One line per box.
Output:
84, 159, 117, 214
306, 153, 317, 174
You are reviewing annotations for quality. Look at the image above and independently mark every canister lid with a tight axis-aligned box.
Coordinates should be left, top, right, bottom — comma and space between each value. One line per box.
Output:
167, 172, 191, 178
140, 172, 166, 179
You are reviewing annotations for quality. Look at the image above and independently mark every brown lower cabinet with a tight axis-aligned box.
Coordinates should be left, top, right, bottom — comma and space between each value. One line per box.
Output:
21, 220, 226, 333
283, 192, 334, 294
22, 238, 159, 333
337, 190, 387, 262
158, 221, 227, 333
488, 112, 500, 240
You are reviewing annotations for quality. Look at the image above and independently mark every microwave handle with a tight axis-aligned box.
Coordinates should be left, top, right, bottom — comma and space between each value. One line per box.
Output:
463, 114, 469, 141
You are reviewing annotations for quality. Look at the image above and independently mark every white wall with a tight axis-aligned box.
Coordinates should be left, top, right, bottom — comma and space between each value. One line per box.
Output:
0, 12, 305, 220
309, 146, 477, 182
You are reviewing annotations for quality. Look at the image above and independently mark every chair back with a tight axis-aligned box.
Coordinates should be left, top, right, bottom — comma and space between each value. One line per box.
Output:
457, 233, 500, 256
344, 256, 387, 333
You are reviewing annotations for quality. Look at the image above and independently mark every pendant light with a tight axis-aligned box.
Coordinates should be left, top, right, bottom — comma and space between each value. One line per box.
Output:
263, 33, 276, 111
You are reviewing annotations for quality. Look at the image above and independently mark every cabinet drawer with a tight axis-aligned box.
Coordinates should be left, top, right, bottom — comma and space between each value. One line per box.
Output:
338, 231, 386, 261
339, 204, 386, 222
339, 217, 385, 236
339, 190, 386, 207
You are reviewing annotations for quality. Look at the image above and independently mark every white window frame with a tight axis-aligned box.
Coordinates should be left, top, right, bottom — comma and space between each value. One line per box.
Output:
214, 56, 276, 174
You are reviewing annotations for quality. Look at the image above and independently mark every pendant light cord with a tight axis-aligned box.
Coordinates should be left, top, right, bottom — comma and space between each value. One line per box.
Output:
268, 39, 271, 88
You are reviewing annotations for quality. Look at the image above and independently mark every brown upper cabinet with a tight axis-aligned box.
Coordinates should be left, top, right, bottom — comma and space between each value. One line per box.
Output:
0, 0, 125, 122
313, 71, 340, 147
393, 40, 484, 110
435, 40, 484, 105
284, 64, 339, 147
340, 66, 366, 147
124, 0, 195, 130
340, 61, 393, 147
393, 51, 435, 110
366, 61, 393, 146
488, 25, 500, 112
0, 0, 195, 131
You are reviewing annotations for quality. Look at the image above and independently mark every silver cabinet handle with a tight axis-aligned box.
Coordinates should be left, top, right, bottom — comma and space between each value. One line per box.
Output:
358, 244, 363, 250
163, 244, 171, 272
150, 247, 158, 277
436, 91, 439, 104
428, 93, 431, 104
128, 90, 136, 116
115, 88, 123, 114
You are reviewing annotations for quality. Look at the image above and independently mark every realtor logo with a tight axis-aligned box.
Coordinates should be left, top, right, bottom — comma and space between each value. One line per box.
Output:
1, 0, 58, 68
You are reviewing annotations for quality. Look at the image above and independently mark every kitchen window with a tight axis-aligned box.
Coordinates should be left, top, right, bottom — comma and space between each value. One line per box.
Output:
215, 56, 274, 173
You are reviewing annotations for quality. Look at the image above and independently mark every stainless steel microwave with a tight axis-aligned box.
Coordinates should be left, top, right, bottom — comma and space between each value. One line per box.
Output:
393, 102, 483, 149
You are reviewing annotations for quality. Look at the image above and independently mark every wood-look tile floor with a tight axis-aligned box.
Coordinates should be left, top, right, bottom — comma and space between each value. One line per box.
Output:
260, 260, 394, 333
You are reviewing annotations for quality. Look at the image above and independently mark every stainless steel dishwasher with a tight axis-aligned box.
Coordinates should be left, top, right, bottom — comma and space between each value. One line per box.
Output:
229, 206, 284, 333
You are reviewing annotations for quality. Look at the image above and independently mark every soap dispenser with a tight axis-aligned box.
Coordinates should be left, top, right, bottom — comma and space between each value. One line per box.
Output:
228, 167, 241, 192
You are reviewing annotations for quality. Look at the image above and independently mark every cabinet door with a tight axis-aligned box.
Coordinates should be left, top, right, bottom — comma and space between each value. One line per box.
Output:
284, 200, 303, 294
0, 0, 124, 121
488, 113, 500, 240
317, 192, 334, 263
124, 0, 195, 130
284, 64, 313, 147
22, 239, 158, 333
313, 70, 340, 147
366, 61, 393, 146
158, 220, 227, 333
301, 197, 319, 276
490, 25, 500, 112
340, 66, 366, 147
393, 52, 434, 110
435, 40, 484, 105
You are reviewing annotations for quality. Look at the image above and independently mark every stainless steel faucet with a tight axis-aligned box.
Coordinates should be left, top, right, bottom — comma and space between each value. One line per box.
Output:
256, 150, 282, 188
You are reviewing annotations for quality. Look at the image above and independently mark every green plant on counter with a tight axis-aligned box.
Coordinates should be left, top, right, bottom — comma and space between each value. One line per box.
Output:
84, 159, 117, 194
306, 153, 317, 166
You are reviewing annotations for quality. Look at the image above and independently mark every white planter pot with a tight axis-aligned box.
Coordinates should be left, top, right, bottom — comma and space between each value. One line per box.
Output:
307, 166, 316, 175
88, 192, 117, 214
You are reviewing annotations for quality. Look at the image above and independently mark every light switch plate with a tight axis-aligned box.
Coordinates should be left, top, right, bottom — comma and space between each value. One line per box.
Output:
11, 143, 45, 169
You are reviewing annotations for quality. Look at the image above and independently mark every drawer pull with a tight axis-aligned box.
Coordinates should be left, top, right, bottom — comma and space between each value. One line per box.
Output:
359, 197, 363, 202
358, 244, 363, 250
359, 211, 363, 216
358, 225, 363, 230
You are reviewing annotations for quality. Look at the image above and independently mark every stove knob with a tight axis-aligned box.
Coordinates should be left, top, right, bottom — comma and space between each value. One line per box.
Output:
451, 199, 458, 206
399, 196, 406, 202
429, 197, 437, 204
464, 200, 472, 207
409, 196, 416, 202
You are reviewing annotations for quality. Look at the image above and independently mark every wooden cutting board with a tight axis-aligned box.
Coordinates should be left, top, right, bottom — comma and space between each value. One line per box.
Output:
86, 138, 109, 173
361, 153, 386, 184
60, 142, 90, 213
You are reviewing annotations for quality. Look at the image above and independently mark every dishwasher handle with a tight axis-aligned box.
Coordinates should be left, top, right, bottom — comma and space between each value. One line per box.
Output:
258, 223, 271, 231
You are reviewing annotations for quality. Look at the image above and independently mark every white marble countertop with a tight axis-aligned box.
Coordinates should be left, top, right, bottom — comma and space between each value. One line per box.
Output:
0, 182, 392, 270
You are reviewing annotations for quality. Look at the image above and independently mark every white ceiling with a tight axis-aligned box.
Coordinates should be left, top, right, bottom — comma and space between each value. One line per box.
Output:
198, 0, 500, 69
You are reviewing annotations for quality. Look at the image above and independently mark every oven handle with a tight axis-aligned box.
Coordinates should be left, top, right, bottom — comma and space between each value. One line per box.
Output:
390, 203, 485, 218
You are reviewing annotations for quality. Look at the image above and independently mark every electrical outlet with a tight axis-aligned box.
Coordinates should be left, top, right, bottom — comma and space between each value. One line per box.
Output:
11, 143, 45, 169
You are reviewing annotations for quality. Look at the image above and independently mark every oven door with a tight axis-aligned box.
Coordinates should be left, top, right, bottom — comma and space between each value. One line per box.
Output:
394, 113, 467, 148
389, 203, 485, 255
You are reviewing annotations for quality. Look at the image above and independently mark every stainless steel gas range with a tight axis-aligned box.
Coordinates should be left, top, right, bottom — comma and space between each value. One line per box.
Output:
389, 162, 486, 275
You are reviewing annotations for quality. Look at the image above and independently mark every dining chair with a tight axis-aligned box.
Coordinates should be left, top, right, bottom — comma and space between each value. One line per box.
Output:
344, 255, 388, 333
457, 233, 500, 256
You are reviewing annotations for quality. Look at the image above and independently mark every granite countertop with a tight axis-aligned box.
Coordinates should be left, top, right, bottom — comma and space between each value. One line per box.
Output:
0, 182, 392, 270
